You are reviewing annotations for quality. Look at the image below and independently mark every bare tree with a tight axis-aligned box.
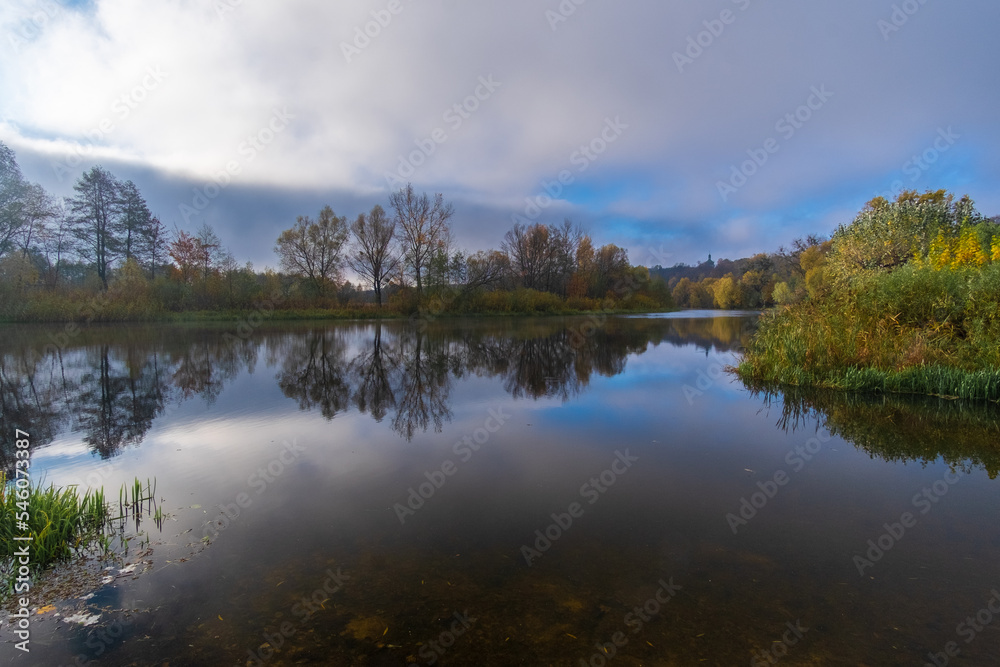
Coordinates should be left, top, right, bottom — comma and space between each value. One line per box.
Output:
39, 208, 73, 288
195, 223, 223, 280
274, 205, 349, 297
465, 250, 509, 290
388, 184, 454, 296
348, 204, 399, 308
144, 215, 169, 279
15, 183, 60, 258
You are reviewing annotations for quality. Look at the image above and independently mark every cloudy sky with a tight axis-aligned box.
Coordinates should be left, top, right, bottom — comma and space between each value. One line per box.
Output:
1, 0, 998, 270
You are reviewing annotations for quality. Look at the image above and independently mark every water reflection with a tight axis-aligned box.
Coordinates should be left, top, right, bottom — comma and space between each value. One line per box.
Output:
4, 314, 1000, 666
4, 316, 999, 482
0, 316, 748, 474
751, 384, 1000, 478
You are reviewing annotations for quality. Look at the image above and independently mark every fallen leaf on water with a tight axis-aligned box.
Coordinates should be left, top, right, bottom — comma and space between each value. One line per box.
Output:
218, 615, 223, 621
37, 605, 56, 615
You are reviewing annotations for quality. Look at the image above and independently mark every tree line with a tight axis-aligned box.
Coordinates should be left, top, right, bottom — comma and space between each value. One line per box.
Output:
0, 141, 671, 320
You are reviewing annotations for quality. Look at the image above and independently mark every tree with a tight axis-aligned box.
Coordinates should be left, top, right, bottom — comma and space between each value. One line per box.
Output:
39, 208, 73, 288
388, 184, 454, 296
465, 250, 509, 290
68, 166, 122, 289
593, 244, 629, 297
195, 223, 224, 280
712, 274, 739, 309
14, 183, 59, 259
117, 180, 152, 262
0, 141, 27, 259
169, 229, 201, 284
143, 216, 169, 279
348, 204, 398, 308
274, 205, 349, 297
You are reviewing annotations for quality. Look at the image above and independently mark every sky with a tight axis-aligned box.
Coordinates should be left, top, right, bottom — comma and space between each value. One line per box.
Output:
1, 0, 998, 271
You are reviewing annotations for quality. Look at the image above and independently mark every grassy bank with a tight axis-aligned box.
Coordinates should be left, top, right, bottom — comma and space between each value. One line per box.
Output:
0, 287, 675, 324
737, 259, 1000, 402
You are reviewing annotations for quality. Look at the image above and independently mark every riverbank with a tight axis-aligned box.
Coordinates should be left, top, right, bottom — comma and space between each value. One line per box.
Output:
736, 262, 1000, 402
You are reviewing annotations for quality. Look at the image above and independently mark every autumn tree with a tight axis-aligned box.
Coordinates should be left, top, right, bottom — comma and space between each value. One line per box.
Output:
388, 184, 454, 296
169, 230, 201, 284
348, 204, 398, 308
274, 205, 349, 297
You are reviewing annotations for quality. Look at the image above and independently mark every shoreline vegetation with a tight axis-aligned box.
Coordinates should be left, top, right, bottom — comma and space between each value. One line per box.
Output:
737, 190, 1000, 402
1, 475, 159, 596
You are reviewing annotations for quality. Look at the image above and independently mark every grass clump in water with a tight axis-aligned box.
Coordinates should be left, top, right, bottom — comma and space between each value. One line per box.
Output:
1, 474, 158, 594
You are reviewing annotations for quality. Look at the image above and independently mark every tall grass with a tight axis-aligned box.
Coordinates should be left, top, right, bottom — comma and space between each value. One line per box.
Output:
737, 263, 1000, 401
1, 475, 159, 593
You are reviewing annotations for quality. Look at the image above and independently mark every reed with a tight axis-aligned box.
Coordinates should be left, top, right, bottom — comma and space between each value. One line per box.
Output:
1, 475, 159, 593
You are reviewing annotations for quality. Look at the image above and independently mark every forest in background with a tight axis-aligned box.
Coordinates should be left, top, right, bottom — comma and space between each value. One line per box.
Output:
0, 141, 672, 322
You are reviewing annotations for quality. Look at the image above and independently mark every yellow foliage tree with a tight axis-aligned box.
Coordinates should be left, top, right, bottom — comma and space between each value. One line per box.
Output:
926, 229, 954, 270
951, 224, 987, 268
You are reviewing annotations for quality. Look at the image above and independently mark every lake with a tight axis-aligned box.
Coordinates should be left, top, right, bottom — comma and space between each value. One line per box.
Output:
2, 312, 1000, 666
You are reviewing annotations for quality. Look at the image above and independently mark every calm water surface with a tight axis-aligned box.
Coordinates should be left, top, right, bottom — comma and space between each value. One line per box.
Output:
2, 313, 1000, 666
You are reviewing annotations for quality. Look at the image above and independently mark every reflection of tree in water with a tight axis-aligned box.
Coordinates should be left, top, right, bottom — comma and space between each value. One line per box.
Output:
750, 384, 1000, 479
391, 329, 453, 440
0, 349, 71, 477
0, 315, 762, 466
0, 326, 245, 467
349, 322, 398, 423
76, 346, 168, 458
275, 329, 351, 420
